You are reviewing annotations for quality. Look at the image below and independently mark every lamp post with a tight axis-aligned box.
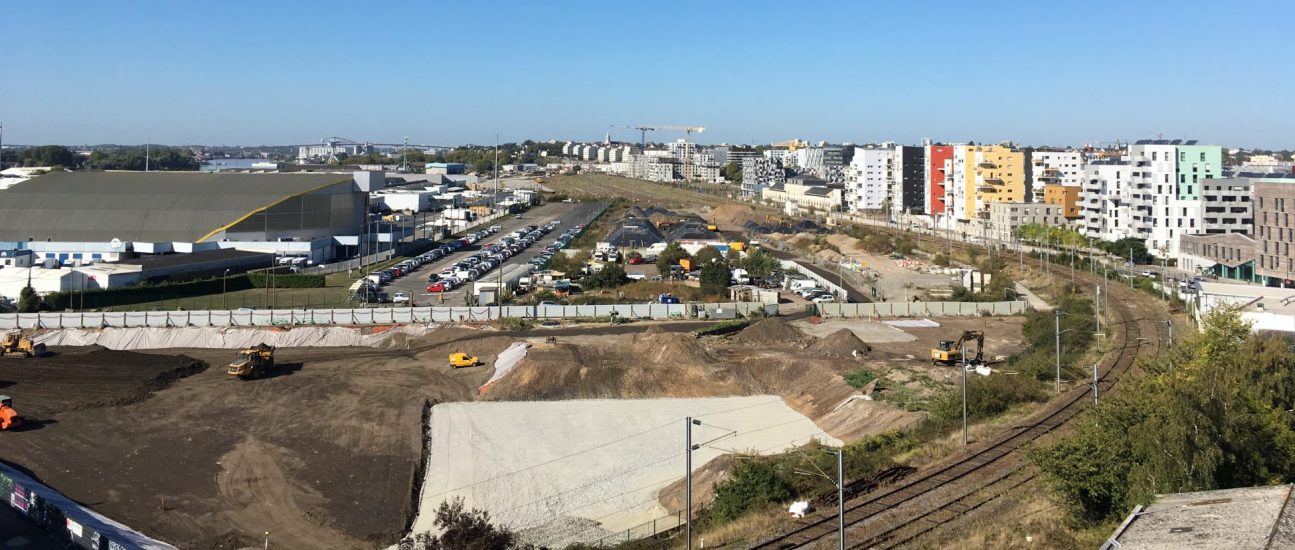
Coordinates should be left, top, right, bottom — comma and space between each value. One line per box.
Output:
222, 269, 231, 310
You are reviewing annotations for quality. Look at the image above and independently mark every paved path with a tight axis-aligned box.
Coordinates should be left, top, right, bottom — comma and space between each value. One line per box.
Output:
1015, 282, 1052, 311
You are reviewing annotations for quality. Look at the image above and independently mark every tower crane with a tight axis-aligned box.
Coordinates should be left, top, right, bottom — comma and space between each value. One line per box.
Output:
611, 124, 706, 181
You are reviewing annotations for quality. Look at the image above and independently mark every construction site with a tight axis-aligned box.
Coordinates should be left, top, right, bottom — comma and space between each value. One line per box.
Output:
0, 297, 1031, 549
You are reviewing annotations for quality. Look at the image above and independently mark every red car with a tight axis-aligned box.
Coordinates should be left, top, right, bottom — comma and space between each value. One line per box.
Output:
427, 282, 449, 292
628, 256, 643, 265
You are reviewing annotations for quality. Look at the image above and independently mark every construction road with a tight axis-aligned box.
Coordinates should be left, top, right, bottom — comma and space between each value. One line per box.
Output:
382, 201, 606, 306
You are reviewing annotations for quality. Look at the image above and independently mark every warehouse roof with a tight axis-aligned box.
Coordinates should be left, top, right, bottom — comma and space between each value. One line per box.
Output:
0, 171, 355, 243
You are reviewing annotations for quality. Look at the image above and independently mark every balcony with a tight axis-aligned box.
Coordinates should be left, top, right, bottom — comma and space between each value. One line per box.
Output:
978, 162, 998, 169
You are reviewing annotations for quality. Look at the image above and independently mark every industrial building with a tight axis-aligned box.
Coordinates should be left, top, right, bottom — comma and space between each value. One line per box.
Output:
0, 170, 381, 266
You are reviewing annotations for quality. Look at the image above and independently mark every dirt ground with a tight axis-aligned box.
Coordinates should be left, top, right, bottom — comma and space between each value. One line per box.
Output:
485, 321, 920, 442
0, 330, 517, 549
0, 316, 1026, 548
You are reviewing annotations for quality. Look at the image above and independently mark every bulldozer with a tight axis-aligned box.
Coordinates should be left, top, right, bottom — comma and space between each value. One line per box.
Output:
0, 331, 46, 358
931, 331, 985, 366
449, 352, 479, 368
0, 395, 21, 431
228, 343, 276, 379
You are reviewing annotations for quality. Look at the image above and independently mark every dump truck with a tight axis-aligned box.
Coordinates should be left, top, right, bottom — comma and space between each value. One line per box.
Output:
228, 343, 276, 379
0, 396, 20, 431
0, 331, 46, 358
931, 331, 985, 366
449, 352, 479, 368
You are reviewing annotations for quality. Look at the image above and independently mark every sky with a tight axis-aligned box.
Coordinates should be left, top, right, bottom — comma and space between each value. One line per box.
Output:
2, 0, 1293, 149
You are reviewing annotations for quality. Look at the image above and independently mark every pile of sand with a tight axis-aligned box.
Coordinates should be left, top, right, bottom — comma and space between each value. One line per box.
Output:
710, 204, 763, 231
809, 329, 872, 358
632, 328, 713, 364
735, 318, 809, 345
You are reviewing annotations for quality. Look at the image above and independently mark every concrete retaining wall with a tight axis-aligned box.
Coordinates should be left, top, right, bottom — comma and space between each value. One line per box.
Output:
0, 302, 778, 329
818, 300, 1027, 318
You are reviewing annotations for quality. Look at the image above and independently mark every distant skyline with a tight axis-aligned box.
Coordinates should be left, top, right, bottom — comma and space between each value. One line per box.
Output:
2, 0, 1293, 149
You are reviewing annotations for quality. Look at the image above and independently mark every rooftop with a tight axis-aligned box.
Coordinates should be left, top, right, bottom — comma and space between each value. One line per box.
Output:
1103, 484, 1295, 550
0, 171, 355, 243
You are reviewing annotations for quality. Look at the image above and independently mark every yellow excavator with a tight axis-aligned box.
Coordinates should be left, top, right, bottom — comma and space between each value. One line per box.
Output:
228, 343, 276, 379
0, 331, 46, 358
931, 331, 984, 366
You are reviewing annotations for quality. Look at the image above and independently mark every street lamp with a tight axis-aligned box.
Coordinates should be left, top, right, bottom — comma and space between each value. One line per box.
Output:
222, 269, 232, 310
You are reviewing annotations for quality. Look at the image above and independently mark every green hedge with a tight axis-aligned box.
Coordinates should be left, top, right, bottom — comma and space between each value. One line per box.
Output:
694, 319, 750, 336
43, 275, 254, 310
247, 273, 325, 288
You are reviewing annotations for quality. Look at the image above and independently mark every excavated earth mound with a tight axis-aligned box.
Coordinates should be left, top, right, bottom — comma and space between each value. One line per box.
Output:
809, 328, 872, 358
735, 318, 809, 345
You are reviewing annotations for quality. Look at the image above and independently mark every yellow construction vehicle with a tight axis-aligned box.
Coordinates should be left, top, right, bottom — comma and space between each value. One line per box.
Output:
449, 352, 479, 368
0, 331, 46, 358
228, 343, 276, 379
706, 220, 719, 232
931, 331, 984, 366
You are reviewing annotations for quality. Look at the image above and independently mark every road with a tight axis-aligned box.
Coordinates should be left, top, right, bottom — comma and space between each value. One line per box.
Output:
384, 201, 607, 306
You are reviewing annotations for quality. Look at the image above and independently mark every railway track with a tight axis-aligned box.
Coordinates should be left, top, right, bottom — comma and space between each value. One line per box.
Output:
749, 233, 1168, 549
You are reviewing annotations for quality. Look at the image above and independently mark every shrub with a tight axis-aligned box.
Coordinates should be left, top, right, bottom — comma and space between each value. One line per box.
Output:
704, 459, 794, 524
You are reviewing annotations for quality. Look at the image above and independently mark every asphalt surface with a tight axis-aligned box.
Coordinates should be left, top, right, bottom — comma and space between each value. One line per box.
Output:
383, 201, 607, 306
763, 244, 869, 303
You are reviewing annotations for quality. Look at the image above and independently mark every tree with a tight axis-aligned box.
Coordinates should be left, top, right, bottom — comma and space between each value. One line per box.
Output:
725, 248, 742, 264
739, 249, 780, 278
1099, 237, 1151, 265
700, 261, 732, 296
626, 250, 642, 261
693, 245, 724, 267
723, 161, 743, 184
583, 263, 629, 289
1031, 310, 1295, 523
547, 250, 589, 277
656, 242, 691, 277
397, 497, 534, 550
707, 459, 794, 523
17, 286, 40, 313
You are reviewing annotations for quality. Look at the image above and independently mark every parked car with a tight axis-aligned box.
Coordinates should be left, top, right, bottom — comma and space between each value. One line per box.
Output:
427, 282, 449, 293
392, 292, 410, 304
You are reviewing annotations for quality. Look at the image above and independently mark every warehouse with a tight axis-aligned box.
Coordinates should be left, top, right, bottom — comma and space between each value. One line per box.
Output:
0, 170, 382, 265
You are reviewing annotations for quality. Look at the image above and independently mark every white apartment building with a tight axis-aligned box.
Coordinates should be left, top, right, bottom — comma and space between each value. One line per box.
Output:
845, 147, 893, 211
1081, 159, 1134, 241
948, 146, 971, 222
1029, 150, 1083, 200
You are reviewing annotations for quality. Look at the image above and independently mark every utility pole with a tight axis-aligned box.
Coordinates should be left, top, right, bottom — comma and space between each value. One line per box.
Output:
1055, 310, 1062, 393
145, 138, 150, 172
402, 136, 408, 173
685, 417, 700, 550
961, 345, 968, 445
1166, 319, 1173, 349
1092, 364, 1099, 404
836, 449, 845, 550
1095, 283, 1102, 337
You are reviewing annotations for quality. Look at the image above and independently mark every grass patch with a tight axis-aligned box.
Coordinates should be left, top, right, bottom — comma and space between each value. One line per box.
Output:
844, 368, 878, 388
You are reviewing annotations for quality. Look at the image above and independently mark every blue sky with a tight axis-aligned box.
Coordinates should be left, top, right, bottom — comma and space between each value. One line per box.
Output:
3, 0, 1292, 148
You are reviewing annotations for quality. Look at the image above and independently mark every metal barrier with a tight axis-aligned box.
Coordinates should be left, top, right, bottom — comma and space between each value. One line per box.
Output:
816, 300, 1028, 318
0, 302, 778, 329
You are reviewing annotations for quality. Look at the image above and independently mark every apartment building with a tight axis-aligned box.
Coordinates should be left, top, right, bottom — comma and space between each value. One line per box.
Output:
926, 145, 954, 216
1179, 233, 1259, 282
1028, 150, 1083, 200
893, 146, 925, 214
1043, 184, 1081, 219
845, 148, 892, 212
964, 145, 1027, 221
1081, 159, 1133, 241
1128, 140, 1222, 257
1197, 176, 1253, 235
987, 202, 1072, 242
741, 157, 785, 198
1253, 175, 1295, 286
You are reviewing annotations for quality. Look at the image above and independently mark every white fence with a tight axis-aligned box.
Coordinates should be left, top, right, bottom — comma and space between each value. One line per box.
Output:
0, 302, 777, 329
818, 300, 1027, 318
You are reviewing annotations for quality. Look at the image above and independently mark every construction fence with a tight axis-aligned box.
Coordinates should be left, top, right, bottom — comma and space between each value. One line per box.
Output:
817, 300, 1028, 318
0, 302, 778, 329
